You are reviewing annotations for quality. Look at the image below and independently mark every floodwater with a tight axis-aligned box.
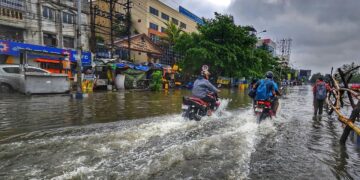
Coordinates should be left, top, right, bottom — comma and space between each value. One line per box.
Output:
0, 86, 359, 179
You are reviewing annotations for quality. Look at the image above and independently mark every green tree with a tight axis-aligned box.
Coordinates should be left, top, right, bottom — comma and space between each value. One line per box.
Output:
340, 62, 360, 83
174, 13, 279, 80
310, 72, 323, 83
160, 21, 184, 65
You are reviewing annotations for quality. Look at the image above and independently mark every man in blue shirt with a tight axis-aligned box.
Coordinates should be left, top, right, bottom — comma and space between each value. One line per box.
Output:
253, 71, 280, 113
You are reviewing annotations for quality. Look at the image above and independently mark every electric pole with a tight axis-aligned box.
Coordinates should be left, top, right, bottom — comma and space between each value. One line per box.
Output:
110, 0, 114, 58
90, 0, 96, 52
125, 0, 131, 61
76, 0, 83, 97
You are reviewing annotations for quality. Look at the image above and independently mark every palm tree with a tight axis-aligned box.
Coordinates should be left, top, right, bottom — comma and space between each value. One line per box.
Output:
160, 21, 184, 65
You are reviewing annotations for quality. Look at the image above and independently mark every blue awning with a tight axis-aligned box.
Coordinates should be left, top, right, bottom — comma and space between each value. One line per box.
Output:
0, 40, 91, 66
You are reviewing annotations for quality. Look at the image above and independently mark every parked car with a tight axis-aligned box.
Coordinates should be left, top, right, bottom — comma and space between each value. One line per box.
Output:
0, 64, 70, 94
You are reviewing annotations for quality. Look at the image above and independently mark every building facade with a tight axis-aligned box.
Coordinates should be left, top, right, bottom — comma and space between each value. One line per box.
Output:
0, 0, 90, 50
0, 0, 92, 74
93, 0, 201, 64
256, 38, 277, 57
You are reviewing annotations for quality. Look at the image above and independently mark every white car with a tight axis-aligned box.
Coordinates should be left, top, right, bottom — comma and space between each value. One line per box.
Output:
0, 64, 70, 94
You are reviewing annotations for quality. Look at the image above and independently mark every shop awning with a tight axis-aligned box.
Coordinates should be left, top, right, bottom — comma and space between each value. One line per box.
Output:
35, 58, 60, 63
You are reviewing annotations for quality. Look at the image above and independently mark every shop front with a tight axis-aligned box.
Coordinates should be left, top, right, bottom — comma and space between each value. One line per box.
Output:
0, 40, 92, 78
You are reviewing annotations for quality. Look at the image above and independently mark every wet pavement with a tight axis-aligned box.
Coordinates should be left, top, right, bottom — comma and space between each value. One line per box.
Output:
0, 86, 359, 179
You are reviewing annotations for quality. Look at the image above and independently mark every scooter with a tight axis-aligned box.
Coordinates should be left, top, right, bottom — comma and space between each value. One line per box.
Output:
182, 93, 220, 121
254, 100, 275, 123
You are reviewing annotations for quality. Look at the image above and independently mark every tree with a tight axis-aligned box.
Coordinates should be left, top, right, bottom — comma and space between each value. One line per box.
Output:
174, 13, 279, 80
310, 72, 323, 83
340, 62, 360, 83
160, 21, 184, 65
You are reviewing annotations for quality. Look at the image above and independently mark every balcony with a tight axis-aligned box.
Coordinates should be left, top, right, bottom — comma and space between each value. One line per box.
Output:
0, 0, 25, 11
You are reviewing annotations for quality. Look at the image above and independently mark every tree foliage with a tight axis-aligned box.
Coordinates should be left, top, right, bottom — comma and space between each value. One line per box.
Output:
310, 72, 324, 83
174, 13, 280, 79
340, 62, 360, 83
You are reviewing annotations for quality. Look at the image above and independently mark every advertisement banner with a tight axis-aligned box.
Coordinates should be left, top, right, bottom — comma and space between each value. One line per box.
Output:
0, 40, 91, 65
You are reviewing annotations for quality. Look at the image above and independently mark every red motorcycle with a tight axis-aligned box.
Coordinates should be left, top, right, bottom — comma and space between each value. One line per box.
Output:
182, 93, 220, 121
254, 100, 275, 123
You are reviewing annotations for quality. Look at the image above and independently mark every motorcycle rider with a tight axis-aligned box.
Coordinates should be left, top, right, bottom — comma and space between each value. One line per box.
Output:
253, 71, 281, 114
192, 65, 220, 115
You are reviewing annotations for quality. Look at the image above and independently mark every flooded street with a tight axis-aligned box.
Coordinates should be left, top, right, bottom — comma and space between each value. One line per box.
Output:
0, 86, 359, 179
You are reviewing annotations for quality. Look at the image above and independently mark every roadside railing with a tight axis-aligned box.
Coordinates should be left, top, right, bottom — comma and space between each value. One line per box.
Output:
326, 66, 360, 144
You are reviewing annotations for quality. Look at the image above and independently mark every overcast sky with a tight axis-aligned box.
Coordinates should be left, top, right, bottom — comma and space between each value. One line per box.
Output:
162, 0, 360, 74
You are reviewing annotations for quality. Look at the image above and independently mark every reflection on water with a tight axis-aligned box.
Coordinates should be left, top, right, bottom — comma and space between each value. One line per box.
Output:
0, 86, 359, 179
248, 86, 360, 180
0, 89, 251, 141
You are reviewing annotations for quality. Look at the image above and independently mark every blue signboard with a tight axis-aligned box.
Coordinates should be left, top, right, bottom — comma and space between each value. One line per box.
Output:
179, 6, 204, 25
0, 40, 91, 66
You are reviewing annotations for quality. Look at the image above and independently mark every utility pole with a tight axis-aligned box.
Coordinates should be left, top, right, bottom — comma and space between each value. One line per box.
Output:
75, 0, 83, 98
110, 0, 114, 59
125, 0, 131, 61
90, 0, 96, 52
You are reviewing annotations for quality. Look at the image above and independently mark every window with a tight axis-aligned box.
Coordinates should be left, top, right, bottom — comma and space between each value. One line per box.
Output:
63, 12, 74, 24
171, 18, 178, 25
161, 27, 166, 33
161, 13, 169, 21
2, 67, 20, 74
63, 37, 74, 48
180, 22, 186, 29
149, 6, 158, 16
149, 33, 160, 43
149, 22, 158, 31
43, 6, 55, 20
40, 63, 61, 70
43, 33, 57, 47
26, 68, 48, 73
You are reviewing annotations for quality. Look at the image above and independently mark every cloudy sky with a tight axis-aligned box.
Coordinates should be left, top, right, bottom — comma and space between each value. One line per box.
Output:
162, 0, 360, 74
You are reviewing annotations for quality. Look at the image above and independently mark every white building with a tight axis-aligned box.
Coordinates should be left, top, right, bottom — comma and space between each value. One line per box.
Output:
0, 0, 89, 50
256, 38, 277, 57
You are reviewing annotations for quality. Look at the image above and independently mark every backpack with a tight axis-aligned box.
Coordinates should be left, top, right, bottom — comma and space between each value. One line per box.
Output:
255, 79, 271, 100
315, 82, 327, 100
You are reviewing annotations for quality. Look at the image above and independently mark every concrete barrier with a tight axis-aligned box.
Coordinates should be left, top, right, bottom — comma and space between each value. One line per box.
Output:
23, 73, 70, 94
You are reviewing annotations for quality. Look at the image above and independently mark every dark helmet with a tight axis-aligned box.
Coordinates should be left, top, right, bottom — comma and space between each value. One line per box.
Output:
265, 71, 273, 79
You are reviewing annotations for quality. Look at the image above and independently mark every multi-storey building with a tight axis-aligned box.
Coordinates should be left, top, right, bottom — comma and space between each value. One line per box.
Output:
0, 0, 91, 68
93, 0, 202, 64
0, 0, 89, 49
256, 38, 277, 57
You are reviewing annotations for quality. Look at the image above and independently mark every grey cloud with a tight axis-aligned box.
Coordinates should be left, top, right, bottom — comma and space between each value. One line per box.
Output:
228, 0, 360, 73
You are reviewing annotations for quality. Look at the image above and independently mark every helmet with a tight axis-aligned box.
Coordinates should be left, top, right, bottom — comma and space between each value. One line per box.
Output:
201, 65, 210, 78
265, 71, 273, 79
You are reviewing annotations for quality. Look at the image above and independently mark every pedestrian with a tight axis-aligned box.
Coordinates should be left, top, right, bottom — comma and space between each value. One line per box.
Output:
313, 77, 330, 116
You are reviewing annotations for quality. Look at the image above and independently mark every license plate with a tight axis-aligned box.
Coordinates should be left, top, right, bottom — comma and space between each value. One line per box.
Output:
255, 108, 263, 112
181, 104, 188, 110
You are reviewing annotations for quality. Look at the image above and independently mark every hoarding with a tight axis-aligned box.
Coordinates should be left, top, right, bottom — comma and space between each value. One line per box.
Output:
179, 6, 204, 25
0, 40, 91, 66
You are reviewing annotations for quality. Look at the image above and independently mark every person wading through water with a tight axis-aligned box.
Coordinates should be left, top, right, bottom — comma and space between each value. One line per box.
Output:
313, 77, 331, 116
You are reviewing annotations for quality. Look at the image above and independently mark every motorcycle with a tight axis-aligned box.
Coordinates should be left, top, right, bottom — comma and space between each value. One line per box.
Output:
182, 93, 220, 121
254, 100, 275, 123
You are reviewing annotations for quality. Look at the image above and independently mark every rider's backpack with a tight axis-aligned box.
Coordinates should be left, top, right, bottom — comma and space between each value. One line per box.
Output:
255, 79, 271, 100
315, 82, 327, 100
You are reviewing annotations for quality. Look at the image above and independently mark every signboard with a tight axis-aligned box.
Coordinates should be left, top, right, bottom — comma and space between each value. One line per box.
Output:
179, 6, 204, 25
0, 40, 91, 66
